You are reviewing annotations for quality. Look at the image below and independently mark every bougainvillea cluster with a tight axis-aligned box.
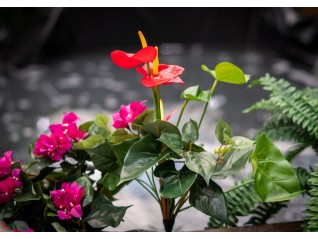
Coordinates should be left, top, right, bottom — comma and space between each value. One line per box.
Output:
33, 112, 87, 161
0, 151, 22, 205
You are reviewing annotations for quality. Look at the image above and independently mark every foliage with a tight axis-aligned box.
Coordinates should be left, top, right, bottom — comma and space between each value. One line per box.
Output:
0, 34, 303, 232
304, 166, 318, 231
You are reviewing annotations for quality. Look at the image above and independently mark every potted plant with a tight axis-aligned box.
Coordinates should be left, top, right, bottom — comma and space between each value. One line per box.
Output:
0, 32, 303, 232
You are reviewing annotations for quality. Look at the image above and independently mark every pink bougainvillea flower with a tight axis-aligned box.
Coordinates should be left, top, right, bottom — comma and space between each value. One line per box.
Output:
51, 182, 84, 220
112, 101, 147, 129
111, 46, 157, 69
50, 112, 87, 142
136, 64, 184, 88
0, 177, 16, 205
11, 169, 22, 188
33, 133, 72, 161
0, 151, 13, 178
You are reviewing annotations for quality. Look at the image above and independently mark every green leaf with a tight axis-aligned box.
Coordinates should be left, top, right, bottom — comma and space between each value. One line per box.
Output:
0, 202, 14, 219
36, 157, 53, 171
79, 121, 94, 133
185, 151, 216, 185
250, 134, 302, 202
215, 118, 232, 144
212, 147, 254, 179
141, 120, 181, 138
10, 220, 30, 231
154, 161, 197, 198
190, 178, 228, 222
99, 138, 139, 191
86, 141, 117, 173
72, 134, 105, 150
132, 109, 156, 131
85, 194, 130, 228
119, 135, 169, 184
75, 176, 94, 207
89, 114, 111, 138
157, 132, 183, 155
201, 65, 216, 79
180, 85, 211, 102
14, 171, 40, 202
109, 129, 138, 144
52, 222, 67, 232
182, 119, 199, 143
215, 62, 250, 84
231, 136, 255, 149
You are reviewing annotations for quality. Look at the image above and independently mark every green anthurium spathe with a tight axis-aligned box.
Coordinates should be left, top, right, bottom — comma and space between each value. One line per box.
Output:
185, 151, 216, 185
180, 85, 211, 102
154, 160, 197, 198
250, 134, 302, 202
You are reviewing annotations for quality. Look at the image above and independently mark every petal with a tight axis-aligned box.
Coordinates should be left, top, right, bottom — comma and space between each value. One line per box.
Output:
136, 66, 149, 77
57, 210, 71, 220
111, 46, 157, 69
164, 109, 178, 122
63, 112, 79, 124
113, 119, 128, 129
70, 204, 82, 218
141, 76, 171, 88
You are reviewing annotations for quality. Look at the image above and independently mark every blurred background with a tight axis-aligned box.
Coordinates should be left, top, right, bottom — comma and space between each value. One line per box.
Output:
0, 7, 317, 231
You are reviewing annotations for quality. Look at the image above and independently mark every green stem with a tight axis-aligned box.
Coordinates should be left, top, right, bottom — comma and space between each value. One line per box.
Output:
198, 79, 218, 129
225, 179, 254, 194
176, 99, 189, 127
135, 179, 160, 203
153, 86, 161, 120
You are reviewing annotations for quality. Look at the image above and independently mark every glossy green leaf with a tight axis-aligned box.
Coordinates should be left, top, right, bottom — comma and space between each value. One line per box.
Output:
250, 134, 302, 202
215, 62, 250, 84
212, 147, 254, 179
72, 134, 105, 150
157, 132, 183, 155
52, 222, 67, 232
201, 65, 216, 79
86, 141, 117, 173
185, 151, 216, 185
119, 135, 169, 184
0, 201, 13, 219
109, 129, 138, 144
75, 176, 94, 207
89, 114, 111, 138
141, 120, 181, 138
132, 109, 156, 131
79, 121, 94, 133
182, 119, 199, 143
14, 171, 40, 202
180, 85, 211, 102
215, 118, 232, 144
189, 178, 228, 222
231, 136, 255, 149
85, 194, 130, 228
154, 161, 197, 198
99, 138, 139, 191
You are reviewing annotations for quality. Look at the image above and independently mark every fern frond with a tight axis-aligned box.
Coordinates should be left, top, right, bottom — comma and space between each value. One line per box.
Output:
304, 166, 318, 231
285, 144, 308, 162
245, 74, 318, 140
244, 202, 287, 225
207, 179, 262, 228
296, 167, 311, 193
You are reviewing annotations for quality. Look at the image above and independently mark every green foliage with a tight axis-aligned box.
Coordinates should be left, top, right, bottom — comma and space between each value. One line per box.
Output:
180, 85, 211, 102
244, 74, 318, 155
304, 166, 318, 231
207, 179, 286, 228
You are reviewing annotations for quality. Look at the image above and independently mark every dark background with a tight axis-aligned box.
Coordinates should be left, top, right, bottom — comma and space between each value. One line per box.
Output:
0, 8, 318, 67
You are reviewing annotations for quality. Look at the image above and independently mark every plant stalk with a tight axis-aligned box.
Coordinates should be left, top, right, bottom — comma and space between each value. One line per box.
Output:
176, 99, 189, 127
198, 79, 218, 129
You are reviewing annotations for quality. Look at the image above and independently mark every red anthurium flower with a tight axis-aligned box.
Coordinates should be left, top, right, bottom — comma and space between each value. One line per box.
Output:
136, 64, 185, 88
111, 46, 157, 69
51, 182, 84, 220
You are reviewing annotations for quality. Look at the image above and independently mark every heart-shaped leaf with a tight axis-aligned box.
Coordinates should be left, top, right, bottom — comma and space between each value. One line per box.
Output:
215, 118, 232, 144
157, 132, 183, 155
182, 119, 199, 144
180, 85, 211, 102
